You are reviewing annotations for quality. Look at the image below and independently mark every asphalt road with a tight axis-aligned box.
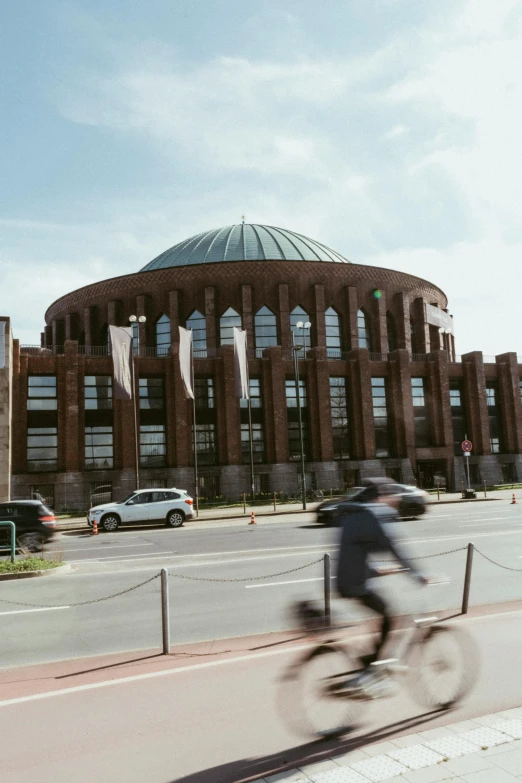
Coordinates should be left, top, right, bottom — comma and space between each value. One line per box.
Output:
1, 501, 522, 668
2, 609, 522, 783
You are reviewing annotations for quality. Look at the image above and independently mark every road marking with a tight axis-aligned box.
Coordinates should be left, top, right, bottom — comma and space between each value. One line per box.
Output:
0, 644, 313, 707
70, 551, 172, 563
404, 529, 522, 545
68, 542, 329, 562
53, 543, 155, 554
71, 550, 332, 571
0, 606, 70, 616
246, 577, 329, 588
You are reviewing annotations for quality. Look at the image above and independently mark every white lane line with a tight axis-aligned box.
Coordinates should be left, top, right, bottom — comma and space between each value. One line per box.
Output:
0, 643, 312, 707
53, 543, 155, 554
0, 606, 70, 616
246, 577, 326, 589
460, 520, 522, 527
72, 550, 332, 570
69, 552, 172, 563
404, 529, 522, 545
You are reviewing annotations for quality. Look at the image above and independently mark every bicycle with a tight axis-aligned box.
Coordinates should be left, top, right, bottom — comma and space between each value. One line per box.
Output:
278, 573, 479, 739
290, 488, 324, 503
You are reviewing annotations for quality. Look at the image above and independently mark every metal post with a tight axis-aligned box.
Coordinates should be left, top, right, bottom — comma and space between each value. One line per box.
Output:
330, 488, 333, 499
293, 331, 307, 511
243, 493, 246, 513
131, 354, 140, 491
323, 553, 331, 627
437, 482, 440, 501
483, 480, 487, 498
161, 568, 170, 654
247, 396, 255, 502
273, 492, 276, 512
462, 543, 474, 615
191, 399, 199, 518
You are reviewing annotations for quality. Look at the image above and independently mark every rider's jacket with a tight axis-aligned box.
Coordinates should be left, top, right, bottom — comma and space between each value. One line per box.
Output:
336, 501, 423, 597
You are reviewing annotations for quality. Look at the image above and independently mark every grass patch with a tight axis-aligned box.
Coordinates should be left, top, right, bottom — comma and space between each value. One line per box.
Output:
0, 557, 62, 573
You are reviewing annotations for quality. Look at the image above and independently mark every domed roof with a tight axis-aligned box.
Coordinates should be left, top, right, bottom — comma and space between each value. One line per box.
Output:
140, 223, 350, 271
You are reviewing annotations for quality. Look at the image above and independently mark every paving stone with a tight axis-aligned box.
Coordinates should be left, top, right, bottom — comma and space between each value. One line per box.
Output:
494, 720, 522, 740
440, 754, 494, 776
388, 745, 444, 770
390, 734, 424, 749
472, 713, 503, 727
488, 749, 522, 776
332, 750, 371, 766
297, 761, 340, 776
401, 764, 454, 782
351, 755, 408, 782
418, 728, 456, 741
446, 721, 482, 735
424, 735, 481, 759
311, 768, 371, 783
462, 726, 512, 748
364, 741, 403, 757
457, 768, 520, 782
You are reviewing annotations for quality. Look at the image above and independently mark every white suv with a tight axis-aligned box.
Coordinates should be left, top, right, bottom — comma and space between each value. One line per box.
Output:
88, 488, 194, 532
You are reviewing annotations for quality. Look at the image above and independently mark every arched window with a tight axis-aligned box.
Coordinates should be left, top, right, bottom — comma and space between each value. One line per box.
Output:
254, 306, 277, 349
155, 314, 170, 356
186, 310, 207, 356
290, 306, 311, 353
325, 307, 341, 357
357, 309, 372, 351
220, 307, 241, 345
386, 312, 397, 353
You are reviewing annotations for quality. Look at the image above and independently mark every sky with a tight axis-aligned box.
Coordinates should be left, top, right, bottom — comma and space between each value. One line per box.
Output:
1, 0, 522, 354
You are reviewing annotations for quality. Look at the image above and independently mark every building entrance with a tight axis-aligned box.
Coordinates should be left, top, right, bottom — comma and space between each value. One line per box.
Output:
416, 460, 447, 490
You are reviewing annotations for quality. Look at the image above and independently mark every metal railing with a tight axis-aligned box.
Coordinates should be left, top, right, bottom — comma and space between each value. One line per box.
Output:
21, 345, 64, 356
368, 352, 389, 362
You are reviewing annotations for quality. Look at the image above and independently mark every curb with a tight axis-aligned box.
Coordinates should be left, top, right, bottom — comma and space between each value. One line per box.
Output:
0, 563, 74, 581
55, 496, 502, 532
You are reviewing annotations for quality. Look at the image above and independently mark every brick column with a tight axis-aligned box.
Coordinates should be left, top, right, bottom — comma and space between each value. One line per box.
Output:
108, 300, 121, 327
241, 285, 254, 352
346, 348, 374, 459
278, 284, 290, 351
462, 352, 490, 454
44, 325, 52, 348
394, 293, 411, 353
215, 346, 241, 464
427, 351, 454, 448
388, 349, 415, 461
345, 286, 358, 350
205, 286, 217, 353
263, 347, 289, 463
169, 290, 180, 351
496, 352, 522, 453
413, 297, 430, 354
166, 348, 191, 467
308, 346, 333, 461
313, 285, 326, 349
373, 290, 387, 354
136, 295, 148, 348
65, 314, 72, 341
83, 307, 94, 348
62, 341, 80, 472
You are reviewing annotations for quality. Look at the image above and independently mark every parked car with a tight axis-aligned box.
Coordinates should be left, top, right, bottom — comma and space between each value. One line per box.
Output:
315, 483, 428, 526
0, 500, 57, 552
87, 488, 194, 532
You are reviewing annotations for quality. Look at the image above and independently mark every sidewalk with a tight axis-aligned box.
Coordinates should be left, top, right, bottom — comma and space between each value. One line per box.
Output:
56, 490, 508, 531
256, 707, 522, 782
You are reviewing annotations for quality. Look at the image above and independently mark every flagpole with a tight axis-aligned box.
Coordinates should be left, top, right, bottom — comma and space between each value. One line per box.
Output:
132, 352, 140, 490
247, 392, 255, 502
191, 337, 199, 517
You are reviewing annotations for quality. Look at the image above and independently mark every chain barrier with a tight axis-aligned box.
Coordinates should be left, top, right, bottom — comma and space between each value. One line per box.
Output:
167, 557, 324, 583
0, 572, 160, 609
475, 548, 522, 573
373, 546, 468, 564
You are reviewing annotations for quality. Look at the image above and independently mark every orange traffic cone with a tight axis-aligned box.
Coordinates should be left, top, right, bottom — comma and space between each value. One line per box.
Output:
249, 511, 256, 525
92, 519, 98, 535
511, 493, 517, 505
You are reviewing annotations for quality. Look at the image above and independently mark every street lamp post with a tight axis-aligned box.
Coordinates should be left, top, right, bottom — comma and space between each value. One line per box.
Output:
293, 320, 311, 511
129, 315, 147, 490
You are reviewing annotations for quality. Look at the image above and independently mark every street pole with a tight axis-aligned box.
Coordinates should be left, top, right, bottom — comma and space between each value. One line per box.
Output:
293, 329, 307, 511
131, 350, 140, 491
190, 335, 199, 517
247, 395, 255, 501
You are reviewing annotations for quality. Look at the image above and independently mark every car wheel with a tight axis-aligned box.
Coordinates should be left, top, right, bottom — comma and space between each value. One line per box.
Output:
166, 510, 185, 528
18, 532, 45, 553
101, 514, 120, 532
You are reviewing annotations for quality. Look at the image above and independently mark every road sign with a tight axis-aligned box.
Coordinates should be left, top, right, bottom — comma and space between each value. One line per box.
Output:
462, 440, 473, 452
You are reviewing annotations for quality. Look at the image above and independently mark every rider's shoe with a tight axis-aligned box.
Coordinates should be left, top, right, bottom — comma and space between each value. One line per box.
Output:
336, 668, 397, 700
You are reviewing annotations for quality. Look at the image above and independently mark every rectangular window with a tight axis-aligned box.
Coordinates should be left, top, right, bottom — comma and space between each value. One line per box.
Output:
241, 422, 264, 463
193, 423, 216, 465
240, 378, 262, 409
84, 376, 112, 410
195, 378, 214, 410
139, 378, 164, 410
287, 420, 309, 461
27, 427, 58, 472
329, 377, 350, 459
411, 377, 431, 447
285, 378, 307, 408
486, 383, 502, 453
371, 377, 390, 457
450, 381, 467, 456
85, 426, 114, 469
27, 376, 57, 410
140, 424, 166, 467
30, 484, 55, 509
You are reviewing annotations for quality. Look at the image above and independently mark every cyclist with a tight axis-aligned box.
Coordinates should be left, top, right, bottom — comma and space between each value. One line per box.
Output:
336, 477, 429, 695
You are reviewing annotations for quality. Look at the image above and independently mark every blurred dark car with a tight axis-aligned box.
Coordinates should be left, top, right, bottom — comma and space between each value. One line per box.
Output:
0, 500, 56, 552
315, 484, 428, 526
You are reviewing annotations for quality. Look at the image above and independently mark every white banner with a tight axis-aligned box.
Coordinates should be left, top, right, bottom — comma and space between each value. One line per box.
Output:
233, 327, 249, 399
179, 326, 194, 399
109, 326, 133, 400
0, 321, 5, 369
426, 304, 454, 335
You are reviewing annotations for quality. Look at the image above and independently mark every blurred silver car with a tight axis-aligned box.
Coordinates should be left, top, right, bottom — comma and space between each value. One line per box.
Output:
315, 483, 428, 526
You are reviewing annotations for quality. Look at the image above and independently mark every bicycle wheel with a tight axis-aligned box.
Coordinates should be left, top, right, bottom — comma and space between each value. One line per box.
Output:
278, 643, 366, 738
406, 624, 479, 710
